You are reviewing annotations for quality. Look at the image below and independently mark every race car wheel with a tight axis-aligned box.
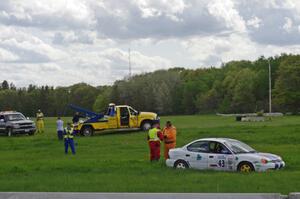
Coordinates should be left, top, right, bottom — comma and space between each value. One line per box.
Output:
81, 126, 94, 136
141, 121, 152, 131
174, 160, 189, 169
238, 162, 254, 173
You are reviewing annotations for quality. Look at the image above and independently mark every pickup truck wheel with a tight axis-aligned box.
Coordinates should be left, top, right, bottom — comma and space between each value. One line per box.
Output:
82, 126, 93, 136
28, 131, 35, 136
6, 128, 12, 137
141, 121, 152, 131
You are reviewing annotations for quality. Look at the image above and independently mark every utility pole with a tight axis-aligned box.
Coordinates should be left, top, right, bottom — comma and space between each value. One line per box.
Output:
268, 59, 272, 113
128, 48, 132, 78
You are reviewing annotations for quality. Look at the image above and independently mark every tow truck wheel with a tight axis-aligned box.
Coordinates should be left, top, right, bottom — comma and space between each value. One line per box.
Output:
141, 121, 152, 131
82, 126, 93, 136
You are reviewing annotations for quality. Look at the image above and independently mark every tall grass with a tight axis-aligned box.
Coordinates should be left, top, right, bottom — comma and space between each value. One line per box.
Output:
0, 115, 299, 193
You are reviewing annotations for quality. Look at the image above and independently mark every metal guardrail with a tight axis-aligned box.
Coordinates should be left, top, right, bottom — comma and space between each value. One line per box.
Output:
1, 192, 300, 199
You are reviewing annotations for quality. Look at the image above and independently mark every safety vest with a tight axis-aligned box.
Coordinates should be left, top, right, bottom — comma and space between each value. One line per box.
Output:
36, 113, 44, 121
64, 128, 74, 139
148, 128, 160, 142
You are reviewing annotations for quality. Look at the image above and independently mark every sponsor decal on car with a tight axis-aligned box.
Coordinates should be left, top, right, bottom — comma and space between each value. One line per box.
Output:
197, 154, 202, 160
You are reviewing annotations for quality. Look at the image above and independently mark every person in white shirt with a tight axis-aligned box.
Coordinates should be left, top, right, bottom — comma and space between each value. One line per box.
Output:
56, 117, 64, 140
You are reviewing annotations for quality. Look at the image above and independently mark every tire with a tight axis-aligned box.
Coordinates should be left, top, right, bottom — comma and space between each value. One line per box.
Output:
81, 126, 94, 137
6, 128, 12, 137
28, 131, 35, 136
238, 162, 255, 173
141, 121, 152, 131
174, 160, 189, 169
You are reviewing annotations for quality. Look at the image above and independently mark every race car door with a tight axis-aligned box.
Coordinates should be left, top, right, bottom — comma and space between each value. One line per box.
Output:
185, 141, 209, 169
207, 141, 234, 171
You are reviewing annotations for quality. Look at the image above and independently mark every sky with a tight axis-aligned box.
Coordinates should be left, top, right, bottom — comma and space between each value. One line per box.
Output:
1, 0, 300, 87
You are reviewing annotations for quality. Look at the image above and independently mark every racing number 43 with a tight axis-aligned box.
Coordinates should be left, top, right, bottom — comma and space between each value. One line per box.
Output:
218, 160, 225, 167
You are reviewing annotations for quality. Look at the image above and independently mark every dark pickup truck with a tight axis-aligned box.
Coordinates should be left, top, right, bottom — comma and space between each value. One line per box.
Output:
0, 111, 36, 136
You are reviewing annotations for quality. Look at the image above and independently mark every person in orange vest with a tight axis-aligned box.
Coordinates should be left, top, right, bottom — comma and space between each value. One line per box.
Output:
147, 121, 164, 162
163, 121, 177, 160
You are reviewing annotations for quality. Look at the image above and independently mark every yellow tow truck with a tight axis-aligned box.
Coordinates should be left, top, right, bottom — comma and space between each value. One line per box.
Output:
69, 104, 159, 136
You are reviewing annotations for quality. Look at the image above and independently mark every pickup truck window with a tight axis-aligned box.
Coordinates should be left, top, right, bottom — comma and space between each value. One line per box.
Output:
0, 115, 5, 121
129, 107, 138, 116
5, 114, 26, 121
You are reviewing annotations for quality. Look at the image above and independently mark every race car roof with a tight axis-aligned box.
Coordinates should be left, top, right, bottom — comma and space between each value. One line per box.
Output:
194, 138, 239, 143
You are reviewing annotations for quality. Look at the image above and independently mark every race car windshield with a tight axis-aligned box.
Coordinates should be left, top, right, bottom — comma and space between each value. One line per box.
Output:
226, 140, 256, 154
6, 114, 26, 121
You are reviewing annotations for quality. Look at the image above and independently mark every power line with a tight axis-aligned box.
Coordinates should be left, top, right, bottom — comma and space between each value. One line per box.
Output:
268, 59, 272, 113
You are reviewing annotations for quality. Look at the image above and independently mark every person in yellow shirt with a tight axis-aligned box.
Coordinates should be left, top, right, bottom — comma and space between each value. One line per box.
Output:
162, 121, 177, 160
36, 109, 44, 133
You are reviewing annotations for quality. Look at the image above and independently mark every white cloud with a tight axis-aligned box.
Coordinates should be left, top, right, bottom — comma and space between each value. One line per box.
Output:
136, 0, 187, 21
0, 26, 67, 63
207, 0, 246, 32
247, 17, 262, 29
0, 48, 19, 62
0, 0, 95, 29
0, 0, 300, 87
182, 33, 300, 67
282, 17, 293, 32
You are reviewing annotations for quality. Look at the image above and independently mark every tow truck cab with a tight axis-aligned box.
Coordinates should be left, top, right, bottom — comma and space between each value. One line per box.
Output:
78, 105, 159, 136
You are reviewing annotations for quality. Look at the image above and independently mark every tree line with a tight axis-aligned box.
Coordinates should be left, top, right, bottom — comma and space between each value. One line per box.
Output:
0, 54, 299, 117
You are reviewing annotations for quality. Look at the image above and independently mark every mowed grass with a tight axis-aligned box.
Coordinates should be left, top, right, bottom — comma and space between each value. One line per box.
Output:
0, 115, 299, 193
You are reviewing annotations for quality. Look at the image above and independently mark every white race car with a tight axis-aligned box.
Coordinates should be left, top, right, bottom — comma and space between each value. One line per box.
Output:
166, 138, 285, 172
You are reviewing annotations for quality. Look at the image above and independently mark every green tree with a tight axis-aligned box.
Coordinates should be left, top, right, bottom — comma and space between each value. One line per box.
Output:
273, 56, 300, 113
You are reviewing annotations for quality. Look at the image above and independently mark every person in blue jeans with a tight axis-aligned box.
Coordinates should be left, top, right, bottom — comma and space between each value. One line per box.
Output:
63, 122, 76, 155
56, 117, 64, 140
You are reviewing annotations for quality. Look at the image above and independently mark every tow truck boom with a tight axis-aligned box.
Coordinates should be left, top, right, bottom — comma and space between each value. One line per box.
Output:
68, 104, 104, 123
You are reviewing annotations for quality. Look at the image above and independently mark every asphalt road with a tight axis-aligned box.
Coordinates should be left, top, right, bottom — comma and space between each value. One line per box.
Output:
0, 192, 286, 199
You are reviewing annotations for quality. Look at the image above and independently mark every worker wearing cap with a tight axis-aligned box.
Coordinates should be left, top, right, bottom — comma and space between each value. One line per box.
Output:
147, 122, 163, 161
72, 112, 83, 135
64, 122, 76, 155
163, 121, 177, 160
36, 109, 44, 133
107, 103, 116, 116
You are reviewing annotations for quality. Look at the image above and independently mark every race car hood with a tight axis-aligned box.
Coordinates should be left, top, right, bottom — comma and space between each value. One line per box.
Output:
240, 152, 282, 161
256, 152, 282, 161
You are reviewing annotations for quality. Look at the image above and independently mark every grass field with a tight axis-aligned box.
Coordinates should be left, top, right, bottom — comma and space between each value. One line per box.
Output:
0, 115, 299, 193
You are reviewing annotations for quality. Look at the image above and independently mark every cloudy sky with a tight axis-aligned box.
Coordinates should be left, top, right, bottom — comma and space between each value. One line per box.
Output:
1, 0, 300, 87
